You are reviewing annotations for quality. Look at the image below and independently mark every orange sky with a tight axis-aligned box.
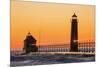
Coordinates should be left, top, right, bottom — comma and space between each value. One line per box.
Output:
11, 0, 95, 49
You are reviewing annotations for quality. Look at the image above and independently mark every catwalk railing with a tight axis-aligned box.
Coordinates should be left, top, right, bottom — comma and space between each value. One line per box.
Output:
38, 41, 95, 53
11, 40, 95, 55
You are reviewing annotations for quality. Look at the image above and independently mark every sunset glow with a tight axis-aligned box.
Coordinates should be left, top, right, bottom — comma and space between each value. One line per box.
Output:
11, 0, 95, 49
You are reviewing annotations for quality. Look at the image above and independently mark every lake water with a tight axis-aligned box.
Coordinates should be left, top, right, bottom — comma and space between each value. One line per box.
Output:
10, 51, 95, 66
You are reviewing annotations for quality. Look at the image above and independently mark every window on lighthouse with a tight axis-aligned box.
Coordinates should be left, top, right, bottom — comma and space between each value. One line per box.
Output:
72, 13, 77, 19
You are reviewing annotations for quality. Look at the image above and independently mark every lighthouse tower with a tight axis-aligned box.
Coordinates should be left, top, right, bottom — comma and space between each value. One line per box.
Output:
70, 13, 78, 52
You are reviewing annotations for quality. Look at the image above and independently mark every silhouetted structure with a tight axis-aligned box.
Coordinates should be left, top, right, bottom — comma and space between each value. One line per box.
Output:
23, 32, 38, 53
70, 13, 78, 52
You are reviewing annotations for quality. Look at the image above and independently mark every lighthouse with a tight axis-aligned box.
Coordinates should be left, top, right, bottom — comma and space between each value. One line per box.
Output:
23, 32, 38, 53
70, 13, 78, 52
